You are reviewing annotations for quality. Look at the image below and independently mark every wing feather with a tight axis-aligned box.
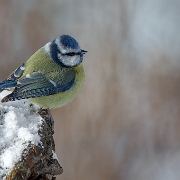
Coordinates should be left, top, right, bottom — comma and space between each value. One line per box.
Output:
2, 71, 75, 101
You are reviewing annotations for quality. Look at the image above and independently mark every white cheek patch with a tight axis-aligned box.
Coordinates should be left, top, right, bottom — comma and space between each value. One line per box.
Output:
61, 55, 81, 67
70, 56, 77, 64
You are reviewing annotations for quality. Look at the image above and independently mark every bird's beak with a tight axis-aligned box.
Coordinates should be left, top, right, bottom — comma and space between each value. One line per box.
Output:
81, 50, 87, 54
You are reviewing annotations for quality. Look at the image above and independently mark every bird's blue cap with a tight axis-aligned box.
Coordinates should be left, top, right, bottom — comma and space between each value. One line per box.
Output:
60, 35, 79, 50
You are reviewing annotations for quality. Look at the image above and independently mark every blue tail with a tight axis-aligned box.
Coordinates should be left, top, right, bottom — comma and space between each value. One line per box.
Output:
0, 80, 17, 89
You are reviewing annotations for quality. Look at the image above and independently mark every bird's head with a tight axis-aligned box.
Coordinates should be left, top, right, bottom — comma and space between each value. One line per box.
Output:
43, 35, 87, 67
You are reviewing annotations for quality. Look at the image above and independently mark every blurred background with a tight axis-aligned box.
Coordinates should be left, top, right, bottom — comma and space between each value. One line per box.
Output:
0, 0, 180, 179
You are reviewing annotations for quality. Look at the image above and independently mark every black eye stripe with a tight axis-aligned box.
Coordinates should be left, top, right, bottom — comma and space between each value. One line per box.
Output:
68, 52, 75, 56
64, 52, 81, 56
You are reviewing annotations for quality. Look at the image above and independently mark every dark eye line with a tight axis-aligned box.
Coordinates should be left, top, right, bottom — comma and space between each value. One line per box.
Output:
65, 52, 81, 56
68, 52, 75, 56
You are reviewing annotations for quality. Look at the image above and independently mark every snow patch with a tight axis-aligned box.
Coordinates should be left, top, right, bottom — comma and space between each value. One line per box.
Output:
0, 90, 43, 179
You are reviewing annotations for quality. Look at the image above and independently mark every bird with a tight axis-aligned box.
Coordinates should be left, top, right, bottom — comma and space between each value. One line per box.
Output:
0, 35, 87, 109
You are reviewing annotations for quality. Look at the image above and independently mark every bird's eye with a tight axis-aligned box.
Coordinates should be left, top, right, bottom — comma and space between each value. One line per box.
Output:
68, 52, 76, 56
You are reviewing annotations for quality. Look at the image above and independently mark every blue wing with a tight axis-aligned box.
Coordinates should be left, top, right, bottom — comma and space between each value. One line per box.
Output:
1, 71, 75, 102
0, 80, 17, 89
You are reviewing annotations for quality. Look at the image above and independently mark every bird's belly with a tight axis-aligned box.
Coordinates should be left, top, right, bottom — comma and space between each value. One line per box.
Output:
29, 91, 73, 109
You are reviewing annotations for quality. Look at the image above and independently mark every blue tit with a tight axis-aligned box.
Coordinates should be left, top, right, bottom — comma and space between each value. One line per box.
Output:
0, 35, 87, 109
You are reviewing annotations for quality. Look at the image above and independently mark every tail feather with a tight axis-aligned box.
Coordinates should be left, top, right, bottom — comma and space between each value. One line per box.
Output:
0, 80, 17, 89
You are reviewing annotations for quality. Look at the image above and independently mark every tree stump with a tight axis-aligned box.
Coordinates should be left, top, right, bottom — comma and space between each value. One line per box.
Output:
0, 91, 63, 180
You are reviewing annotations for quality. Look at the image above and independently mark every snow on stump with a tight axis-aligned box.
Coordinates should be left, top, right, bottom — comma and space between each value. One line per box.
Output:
0, 91, 63, 180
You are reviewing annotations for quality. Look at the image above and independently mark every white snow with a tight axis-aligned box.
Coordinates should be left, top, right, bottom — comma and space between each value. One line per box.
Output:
0, 90, 43, 179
